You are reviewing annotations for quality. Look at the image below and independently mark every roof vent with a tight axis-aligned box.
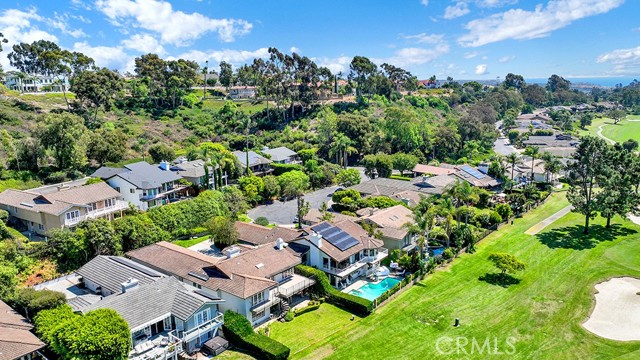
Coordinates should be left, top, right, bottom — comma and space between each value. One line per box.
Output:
275, 238, 287, 250
255, 263, 264, 269
121, 278, 139, 293
19, 202, 34, 208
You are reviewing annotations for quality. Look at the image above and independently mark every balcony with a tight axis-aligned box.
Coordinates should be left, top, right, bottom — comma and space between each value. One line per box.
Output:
64, 201, 129, 226
276, 274, 316, 298
130, 331, 182, 360
182, 312, 224, 343
140, 184, 189, 201
322, 249, 389, 278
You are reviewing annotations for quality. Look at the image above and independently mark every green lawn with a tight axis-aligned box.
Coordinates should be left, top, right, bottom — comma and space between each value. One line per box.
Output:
172, 235, 210, 248
214, 349, 256, 360
581, 115, 640, 143
268, 192, 640, 359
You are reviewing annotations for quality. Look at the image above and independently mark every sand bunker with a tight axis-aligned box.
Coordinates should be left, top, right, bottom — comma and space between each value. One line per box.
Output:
583, 277, 640, 341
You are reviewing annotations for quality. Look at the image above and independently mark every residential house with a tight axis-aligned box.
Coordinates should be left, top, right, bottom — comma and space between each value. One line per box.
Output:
450, 165, 501, 189
80, 276, 224, 359
91, 161, 188, 211
126, 241, 315, 327
4, 72, 68, 93
412, 164, 456, 177
503, 158, 558, 184
228, 86, 256, 99
292, 220, 387, 288
165, 157, 228, 190
0, 182, 126, 236
232, 151, 273, 176
261, 146, 300, 164
302, 208, 358, 226
358, 205, 416, 252
348, 175, 456, 199
235, 222, 303, 246
74, 255, 165, 298
0, 300, 47, 360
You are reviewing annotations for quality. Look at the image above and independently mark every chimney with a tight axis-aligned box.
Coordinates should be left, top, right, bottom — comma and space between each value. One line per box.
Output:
121, 278, 139, 293
309, 232, 323, 248
226, 246, 241, 259
276, 238, 286, 250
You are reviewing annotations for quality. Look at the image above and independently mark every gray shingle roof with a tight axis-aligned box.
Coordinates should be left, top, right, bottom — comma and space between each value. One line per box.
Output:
76, 256, 165, 295
92, 162, 182, 189
261, 147, 297, 162
232, 151, 272, 168
348, 176, 455, 197
82, 277, 217, 330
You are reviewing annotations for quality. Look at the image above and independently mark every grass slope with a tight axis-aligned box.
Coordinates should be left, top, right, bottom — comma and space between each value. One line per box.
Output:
270, 192, 640, 359
581, 115, 640, 144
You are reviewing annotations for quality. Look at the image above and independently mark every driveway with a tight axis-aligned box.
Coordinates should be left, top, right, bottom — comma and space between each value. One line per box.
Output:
248, 185, 339, 225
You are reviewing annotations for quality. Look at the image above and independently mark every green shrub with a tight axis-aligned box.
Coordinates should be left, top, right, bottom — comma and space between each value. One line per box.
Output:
295, 265, 373, 316
495, 203, 513, 221
9, 288, 66, 319
222, 311, 290, 360
294, 304, 321, 316
255, 217, 270, 227
488, 211, 503, 226
284, 309, 295, 322
442, 248, 455, 260
271, 163, 304, 176
474, 211, 492, 228
148, 190, 228, 236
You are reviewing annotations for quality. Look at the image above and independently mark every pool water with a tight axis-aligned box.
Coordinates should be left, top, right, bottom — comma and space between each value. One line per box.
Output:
430, 247, 444, 256
348, 277, 401, 301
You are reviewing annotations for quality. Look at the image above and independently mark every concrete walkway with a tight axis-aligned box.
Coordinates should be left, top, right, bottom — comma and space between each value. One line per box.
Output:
627, 213, 640, 226
524, 205, 573, 235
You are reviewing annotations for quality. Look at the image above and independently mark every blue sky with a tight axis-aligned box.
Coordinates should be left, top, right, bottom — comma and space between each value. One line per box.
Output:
0, 0, 638, 80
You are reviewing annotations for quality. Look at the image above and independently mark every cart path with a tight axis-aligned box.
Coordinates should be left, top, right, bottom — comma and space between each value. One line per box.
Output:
524, 205, 573, 235
596, 124, 616, 145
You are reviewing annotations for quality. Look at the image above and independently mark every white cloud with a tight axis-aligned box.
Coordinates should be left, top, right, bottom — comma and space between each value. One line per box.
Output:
475, 64, 488, 75
48, 13, 87, 38
172, 48, 270, 66
95, 0, 252, 45
498, 55, 516, 63
444, 2, 470, 19
464, 51, 479, 59
476, 0, 517, 7
122, 33, 165, 55
72, 41, 133, 71
290, 46, 301, 54
597, 45, 640, 75
421, 0, 429, 6
400, 33, 445, 44
70, 0, 93, 10
316, 56, 352, 74
458, 0, 625, 47
0, 8, 58, 69
384, 43, 450, 67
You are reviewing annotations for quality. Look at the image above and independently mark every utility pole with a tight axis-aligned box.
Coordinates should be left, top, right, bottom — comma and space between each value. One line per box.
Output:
203, 60, 209, 100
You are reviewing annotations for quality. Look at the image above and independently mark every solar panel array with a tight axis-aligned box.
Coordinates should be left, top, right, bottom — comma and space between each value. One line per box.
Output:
461, 165, 486, 179
311, 223, 359, 251
195, 289, 221, 301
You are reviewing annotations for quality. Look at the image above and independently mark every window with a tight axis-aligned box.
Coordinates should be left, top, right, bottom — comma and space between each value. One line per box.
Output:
253, 309, 265, 321
322, 257, 329, 269
65, 210, 80, 221
163, 317, 172, 330
281, 268, 293, 278
195, 309, 210, 326
251, 292, 264, 305
105, 198, 114, 207
130, 188, 135, 194
38, 224, 44, 231
90, 203, 97, 211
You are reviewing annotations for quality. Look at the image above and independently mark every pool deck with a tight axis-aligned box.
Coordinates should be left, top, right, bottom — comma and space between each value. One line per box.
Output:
343, 279, 371, 293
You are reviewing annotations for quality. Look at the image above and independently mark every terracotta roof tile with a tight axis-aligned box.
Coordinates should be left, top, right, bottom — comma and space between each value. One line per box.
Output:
235, 222, 303, 245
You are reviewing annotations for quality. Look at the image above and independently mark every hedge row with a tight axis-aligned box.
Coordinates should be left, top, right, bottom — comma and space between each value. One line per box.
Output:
222, 310, 290, 360
295, 265, 373, 316
271, 163, 304, 176
147, 190, 228, 236
374, 270, 422, 306
294, 303, 321, 316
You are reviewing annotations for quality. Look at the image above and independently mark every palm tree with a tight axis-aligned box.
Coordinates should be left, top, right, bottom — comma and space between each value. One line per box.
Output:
404, 208, 435, 265
450, 180, 478, 226
544, 157, 562, 184
525, 146, 540, 182
330, 133, 357, 168
505, 152, 521, 185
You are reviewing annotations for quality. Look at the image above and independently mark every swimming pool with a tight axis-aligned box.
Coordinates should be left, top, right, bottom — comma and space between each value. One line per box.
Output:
348, 277, 401, 301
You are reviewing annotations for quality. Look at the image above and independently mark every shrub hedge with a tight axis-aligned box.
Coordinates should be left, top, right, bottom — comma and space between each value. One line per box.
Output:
222, 311, 290, 360
294, 303, 321, 316
271, 163, 304, 176
295, 265, 373, 316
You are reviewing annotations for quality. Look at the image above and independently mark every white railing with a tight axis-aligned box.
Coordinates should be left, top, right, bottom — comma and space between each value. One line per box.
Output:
182, 312, 224, 342
64, 201, 129, 226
